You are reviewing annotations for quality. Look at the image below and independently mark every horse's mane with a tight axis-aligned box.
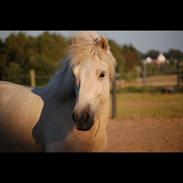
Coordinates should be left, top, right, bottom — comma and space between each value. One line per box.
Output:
44, 31, 116, 95
41, 58, 72, 98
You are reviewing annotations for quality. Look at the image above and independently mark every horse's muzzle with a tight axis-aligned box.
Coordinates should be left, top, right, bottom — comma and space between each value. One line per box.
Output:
72, 110, 94, 131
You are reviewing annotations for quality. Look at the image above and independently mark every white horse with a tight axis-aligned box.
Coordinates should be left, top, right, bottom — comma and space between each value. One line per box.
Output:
0, 31, 116, 152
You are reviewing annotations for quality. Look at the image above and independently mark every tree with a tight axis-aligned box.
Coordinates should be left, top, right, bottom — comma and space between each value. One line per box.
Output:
0, 38, 5, 53
122, 44, 142, 72
36, 32, 68, 64
0, 38, 7, 79
109, 40, 125, 79
4, 62, 23, 84
109, 41, 143, 80
1, 32, 69, 85
145, 50, 160, 59
164, 49, 183, 62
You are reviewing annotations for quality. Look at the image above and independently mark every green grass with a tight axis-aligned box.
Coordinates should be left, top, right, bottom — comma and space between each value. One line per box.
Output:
112, 93, 183, 119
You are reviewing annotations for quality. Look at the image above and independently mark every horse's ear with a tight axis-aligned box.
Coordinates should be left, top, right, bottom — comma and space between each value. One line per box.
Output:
98, 36, 109, 51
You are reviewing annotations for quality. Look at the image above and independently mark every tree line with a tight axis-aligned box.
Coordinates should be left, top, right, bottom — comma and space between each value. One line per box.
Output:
0, 32, 183, 86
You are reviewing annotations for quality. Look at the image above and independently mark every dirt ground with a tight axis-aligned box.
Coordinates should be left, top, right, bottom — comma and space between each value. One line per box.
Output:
106, 118, 183, 152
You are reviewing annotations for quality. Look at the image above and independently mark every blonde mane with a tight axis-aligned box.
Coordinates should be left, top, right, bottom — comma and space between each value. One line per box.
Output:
67, 31, 116, 80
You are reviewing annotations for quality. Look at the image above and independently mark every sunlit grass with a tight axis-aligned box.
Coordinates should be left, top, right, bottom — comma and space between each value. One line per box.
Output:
111, 93, 183, 119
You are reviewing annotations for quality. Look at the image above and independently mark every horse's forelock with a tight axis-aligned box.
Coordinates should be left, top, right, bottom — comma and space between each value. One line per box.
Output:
67, 31, 116, 79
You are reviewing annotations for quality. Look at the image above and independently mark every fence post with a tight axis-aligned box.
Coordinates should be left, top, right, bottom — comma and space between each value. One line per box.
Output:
30, 69, 36, 87
176, 60, 180, 87
142, 61, 147, 85
111, 76, 117, 118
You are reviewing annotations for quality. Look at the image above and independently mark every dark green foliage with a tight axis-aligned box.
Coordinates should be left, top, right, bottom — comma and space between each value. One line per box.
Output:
144, 50, 160, 59
109, 40, 142, 80
164, 49, 183, 61
108, 40, 125, 79
0, 32, 68, 85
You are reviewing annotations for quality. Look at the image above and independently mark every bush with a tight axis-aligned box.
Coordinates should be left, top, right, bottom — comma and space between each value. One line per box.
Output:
122, 66, 141, 81
0, 32, 69, 86
4, 62, 24, 84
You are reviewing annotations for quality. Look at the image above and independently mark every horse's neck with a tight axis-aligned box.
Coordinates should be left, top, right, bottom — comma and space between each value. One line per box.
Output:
32, 61, 76, 145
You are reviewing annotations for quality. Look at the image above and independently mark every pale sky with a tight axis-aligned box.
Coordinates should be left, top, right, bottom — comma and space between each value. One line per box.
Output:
0, 31, 183, 53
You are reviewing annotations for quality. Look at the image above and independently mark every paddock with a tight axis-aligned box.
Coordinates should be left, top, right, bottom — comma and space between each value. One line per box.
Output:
106, 92, 183, 152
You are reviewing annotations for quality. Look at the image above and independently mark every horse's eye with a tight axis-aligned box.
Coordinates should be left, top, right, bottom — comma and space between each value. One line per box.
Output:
99, 72, 106, 78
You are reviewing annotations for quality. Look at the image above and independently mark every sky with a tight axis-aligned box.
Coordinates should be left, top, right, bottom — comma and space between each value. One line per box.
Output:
0, 31, 183, 53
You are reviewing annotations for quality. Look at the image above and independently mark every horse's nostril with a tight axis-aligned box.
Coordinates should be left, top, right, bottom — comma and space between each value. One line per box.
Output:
72, 112, 78, 121
83, 112, 89, 122
86, 112, 89, 121
72, 111, 91, 123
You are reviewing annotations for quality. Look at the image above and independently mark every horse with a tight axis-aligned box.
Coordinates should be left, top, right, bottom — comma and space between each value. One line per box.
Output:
0, 31, 116, 152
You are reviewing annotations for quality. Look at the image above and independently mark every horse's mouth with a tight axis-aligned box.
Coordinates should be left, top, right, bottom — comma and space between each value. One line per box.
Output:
76, 127, 91, 131
76, 122, 94, 131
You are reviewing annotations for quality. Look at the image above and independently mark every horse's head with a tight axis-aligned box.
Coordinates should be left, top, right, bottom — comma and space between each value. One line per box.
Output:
68, 32, 116, 131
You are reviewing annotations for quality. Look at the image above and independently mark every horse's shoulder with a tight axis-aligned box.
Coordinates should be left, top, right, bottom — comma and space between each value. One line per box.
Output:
0, 81, 44, 129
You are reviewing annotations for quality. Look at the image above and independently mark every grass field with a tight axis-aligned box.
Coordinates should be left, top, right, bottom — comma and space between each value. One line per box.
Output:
114, 93, 183, 119
111, 74, 183, 119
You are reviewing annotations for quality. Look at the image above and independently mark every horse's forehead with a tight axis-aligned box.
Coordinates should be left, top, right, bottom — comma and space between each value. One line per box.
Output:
80, 58, 108, 70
